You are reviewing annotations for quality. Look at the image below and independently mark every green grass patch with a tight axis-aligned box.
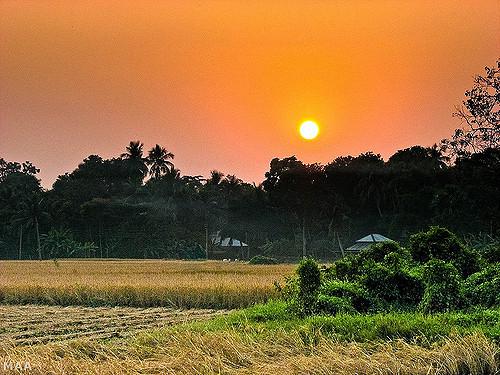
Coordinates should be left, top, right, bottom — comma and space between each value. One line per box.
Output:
172, 301, 500, 345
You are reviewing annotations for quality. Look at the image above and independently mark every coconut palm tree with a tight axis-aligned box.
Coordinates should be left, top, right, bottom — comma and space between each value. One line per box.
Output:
15, 194, 48, 260
121, 140, 144, 160
147, 144, 174, 179
121, 141, 148, 186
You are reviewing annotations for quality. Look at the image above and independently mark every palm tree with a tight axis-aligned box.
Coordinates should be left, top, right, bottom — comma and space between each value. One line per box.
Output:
121, 141, 144, 159
147, 144, 175, 179
121, 141, 148, 185
15, 194, 48, 260
208, 170, 224, 185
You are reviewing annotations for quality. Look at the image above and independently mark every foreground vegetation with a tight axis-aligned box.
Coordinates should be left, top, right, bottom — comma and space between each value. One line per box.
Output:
0, 260, 293, 309
1, 302, 499, 374
282, 227, 499, 318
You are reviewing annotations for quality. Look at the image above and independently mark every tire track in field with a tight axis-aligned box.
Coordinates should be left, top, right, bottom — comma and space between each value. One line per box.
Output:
0, 305, 229, 345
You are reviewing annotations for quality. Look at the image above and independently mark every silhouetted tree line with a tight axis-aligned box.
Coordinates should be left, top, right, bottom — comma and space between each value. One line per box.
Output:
1, 143, 498, 260
0, 61, 498, 260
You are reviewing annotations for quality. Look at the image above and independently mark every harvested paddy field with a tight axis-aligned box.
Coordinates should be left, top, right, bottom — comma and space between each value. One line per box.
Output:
0, 260, 294, 309
0, 304, 228, 345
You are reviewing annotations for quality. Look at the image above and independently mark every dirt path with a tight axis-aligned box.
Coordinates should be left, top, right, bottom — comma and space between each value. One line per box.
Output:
0, 304, 229, 345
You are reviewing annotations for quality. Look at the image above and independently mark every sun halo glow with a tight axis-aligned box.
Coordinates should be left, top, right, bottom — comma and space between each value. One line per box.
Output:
299, 120, 319, 140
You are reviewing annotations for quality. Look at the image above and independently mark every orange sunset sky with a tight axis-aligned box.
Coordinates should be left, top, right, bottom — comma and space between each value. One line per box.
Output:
1, 0, 499, 187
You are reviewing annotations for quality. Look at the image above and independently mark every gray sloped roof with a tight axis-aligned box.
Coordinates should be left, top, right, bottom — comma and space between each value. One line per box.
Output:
213, 234, 248, 247
219, 238, 248, 247
346, 233, 393, 252
355, 234, 392, 243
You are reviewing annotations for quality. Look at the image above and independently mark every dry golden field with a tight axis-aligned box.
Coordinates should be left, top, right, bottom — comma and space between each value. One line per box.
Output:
0, 260, 294, 309
1, 327, 497, 375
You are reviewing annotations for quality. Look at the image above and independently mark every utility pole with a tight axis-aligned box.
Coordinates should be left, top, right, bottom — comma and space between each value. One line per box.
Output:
205, 223, 209, 260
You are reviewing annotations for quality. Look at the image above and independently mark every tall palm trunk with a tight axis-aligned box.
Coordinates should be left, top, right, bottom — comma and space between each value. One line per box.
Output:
376, 197, 383, 218
35, 217, 42, 260
18, 225, 23, 260
302, 216, 307, 258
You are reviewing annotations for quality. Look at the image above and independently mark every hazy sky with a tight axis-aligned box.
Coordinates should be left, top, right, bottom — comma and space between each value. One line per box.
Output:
1, 0, 498, 187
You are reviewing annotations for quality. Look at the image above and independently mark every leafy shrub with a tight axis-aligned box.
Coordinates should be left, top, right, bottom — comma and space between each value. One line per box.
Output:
280, 274, 301, 314
409, 226, 479, 277
249, 255, 278, 265
463, 264, 500, 308
318, 280, 373, 313
360, 260, 423, 308
332, 255, 363, 281
333, 242, 411, 282
383, 251, 411, 270
360, 241, 410, 264
419, 259, 462, 313
297, 258, 321, 315
316, 295, 356, 315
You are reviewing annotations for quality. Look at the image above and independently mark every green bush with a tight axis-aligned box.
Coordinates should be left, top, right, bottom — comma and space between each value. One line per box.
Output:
419, 259, 462, 313
248, 255, 278, 265
318, 280, 373, 313
297, 258, 321, 315
463, 264, 500, 308
333, 242, 411, 282
332, 255, 362, 281
409, 226, 479, 277
281, 228, 498, 318
360, 241, 410, 264
316, 295, 356, 315
360, 260, 423, 308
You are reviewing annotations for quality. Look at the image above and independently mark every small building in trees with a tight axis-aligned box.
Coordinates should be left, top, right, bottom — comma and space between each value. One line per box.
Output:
209, 231, 249, 260
346, 234, 392, 253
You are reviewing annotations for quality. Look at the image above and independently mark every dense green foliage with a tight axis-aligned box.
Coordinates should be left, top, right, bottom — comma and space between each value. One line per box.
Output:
409, 226, 479, 277
419, 259, 462, 313
296, 258, 322, 315
283, 227, 499, 316
463, 263, 500, 308
248, 255, 278, 264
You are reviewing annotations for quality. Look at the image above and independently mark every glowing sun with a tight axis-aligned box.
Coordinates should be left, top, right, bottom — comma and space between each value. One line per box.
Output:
299, 120, 319, 140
